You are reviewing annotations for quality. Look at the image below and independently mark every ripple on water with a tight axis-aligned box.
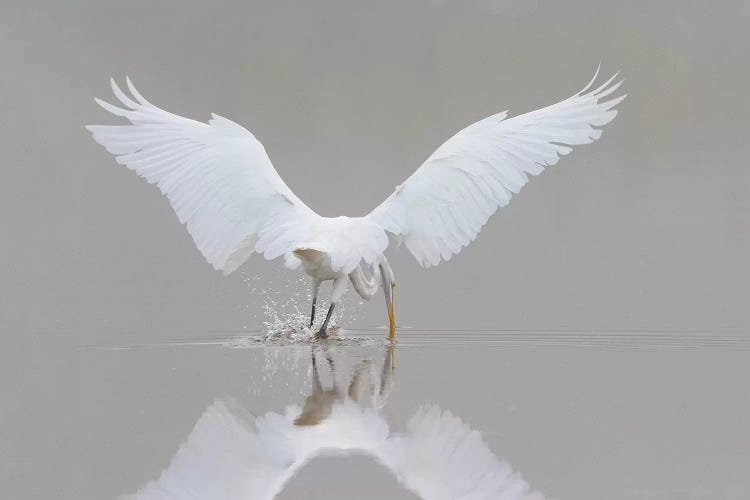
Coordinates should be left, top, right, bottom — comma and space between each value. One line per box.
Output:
223, 324, 390, 348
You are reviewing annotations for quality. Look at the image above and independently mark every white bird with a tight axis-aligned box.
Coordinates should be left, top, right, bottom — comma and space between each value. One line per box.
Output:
87, 67, 624, 338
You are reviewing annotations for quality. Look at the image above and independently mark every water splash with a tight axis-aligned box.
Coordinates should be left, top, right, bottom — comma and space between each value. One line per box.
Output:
239, 268, 363, 341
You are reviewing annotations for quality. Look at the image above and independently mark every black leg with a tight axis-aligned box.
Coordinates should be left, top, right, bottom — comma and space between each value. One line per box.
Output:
311, 348, 322, 393
317, 304, 336, 338
310, 297, 316, 328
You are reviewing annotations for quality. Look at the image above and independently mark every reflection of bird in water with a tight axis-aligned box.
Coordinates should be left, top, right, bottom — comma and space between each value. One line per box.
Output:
126, 347, 545, 499
88, 67, 624, 338
293, 347, 392, 426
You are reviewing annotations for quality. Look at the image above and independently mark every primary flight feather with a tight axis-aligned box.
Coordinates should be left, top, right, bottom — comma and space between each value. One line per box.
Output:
87, 67, 625, 337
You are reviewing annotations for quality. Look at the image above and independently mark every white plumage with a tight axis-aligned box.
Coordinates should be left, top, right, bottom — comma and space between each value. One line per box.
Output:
126, 348, 545, 500
369, 69, 624, 267
87, 67, 624, 336
128, 402, 544, 500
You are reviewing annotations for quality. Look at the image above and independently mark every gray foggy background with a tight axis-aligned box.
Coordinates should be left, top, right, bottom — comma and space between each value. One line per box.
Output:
1, 1, 750, 499
1, 1, 749, 335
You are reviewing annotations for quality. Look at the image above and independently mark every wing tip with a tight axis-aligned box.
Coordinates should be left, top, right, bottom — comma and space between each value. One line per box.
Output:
93, 97, 108, 109
92, 97, 130, 117
578, 63, 625, 100
579, 63, 602, 94
125, 76, 153, 106
109, 76, 140, 109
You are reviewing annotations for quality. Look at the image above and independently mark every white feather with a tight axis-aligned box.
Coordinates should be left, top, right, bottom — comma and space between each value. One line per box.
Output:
87, 70, 623, 282
383, 405, 546, 500
125, 400, 543, 500
87, 80, 387, 275
367, 70, 626, 267
122, 399, 292, 500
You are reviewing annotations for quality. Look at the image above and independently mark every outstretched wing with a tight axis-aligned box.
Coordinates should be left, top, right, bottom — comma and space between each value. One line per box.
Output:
381, 405, 546, 500
87, 79, 320, 274
125, 399, 294, 500
367, 68, 625, 267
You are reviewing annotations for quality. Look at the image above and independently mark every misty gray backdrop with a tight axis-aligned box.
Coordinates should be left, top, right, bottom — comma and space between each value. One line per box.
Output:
1, 1, 749, 335
2, 2, 750, 499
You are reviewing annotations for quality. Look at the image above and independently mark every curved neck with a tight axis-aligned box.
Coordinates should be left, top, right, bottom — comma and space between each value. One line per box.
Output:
348, 262, 380, 300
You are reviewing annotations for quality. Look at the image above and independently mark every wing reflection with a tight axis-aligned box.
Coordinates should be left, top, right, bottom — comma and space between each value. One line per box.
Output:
126, 346, 545, 500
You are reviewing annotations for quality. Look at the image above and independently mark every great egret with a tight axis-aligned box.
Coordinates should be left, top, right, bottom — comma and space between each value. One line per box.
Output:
87, 67, 624, 338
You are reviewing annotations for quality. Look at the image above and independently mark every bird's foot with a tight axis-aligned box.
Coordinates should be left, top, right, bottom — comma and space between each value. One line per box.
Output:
315, 328, 329, 340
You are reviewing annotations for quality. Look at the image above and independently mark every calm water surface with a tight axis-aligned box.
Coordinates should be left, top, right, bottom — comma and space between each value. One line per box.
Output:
7, 329, 749, 499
